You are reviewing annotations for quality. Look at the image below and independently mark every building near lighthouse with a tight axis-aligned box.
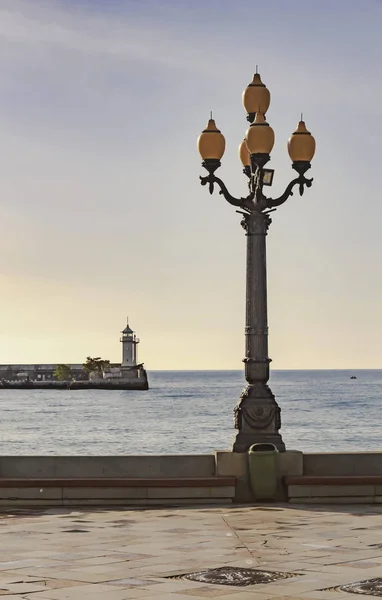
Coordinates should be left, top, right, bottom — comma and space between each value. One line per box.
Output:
0, 319, 146, 385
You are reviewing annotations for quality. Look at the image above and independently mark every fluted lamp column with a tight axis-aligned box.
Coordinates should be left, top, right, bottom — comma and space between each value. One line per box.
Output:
197, 72, 315, 452
232, 110, 284, 452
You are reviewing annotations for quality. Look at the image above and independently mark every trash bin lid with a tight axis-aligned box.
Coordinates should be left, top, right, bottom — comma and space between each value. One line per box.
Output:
248, 443, 278, 452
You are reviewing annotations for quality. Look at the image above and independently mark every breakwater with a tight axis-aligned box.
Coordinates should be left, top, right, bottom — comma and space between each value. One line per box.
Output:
0, 375, 149, 391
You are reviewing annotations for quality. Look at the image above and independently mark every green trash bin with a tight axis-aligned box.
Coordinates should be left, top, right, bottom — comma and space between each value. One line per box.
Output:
248, 443, 278, 500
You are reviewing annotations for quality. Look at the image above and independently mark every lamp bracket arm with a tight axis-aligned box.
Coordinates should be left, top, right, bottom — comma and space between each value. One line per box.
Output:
199, 173, 249, 208
261, 174, 313, 209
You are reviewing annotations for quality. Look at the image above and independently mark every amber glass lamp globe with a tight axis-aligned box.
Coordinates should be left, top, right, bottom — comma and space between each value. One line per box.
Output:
197, 118, 226, 161
239, 139, 250, 167
242, 73, 271, 115
288, 120, 316, 162
245, 112, 275, 155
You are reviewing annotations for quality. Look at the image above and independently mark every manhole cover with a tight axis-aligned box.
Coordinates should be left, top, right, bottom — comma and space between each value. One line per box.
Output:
336, 579, 382, 597
171, 567, 294, 587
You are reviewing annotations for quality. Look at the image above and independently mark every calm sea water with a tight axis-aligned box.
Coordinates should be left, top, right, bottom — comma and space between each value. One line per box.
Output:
0, 370, 381, 455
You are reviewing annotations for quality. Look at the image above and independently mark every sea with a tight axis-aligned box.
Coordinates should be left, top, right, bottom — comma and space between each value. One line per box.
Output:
0, 370, 381, 455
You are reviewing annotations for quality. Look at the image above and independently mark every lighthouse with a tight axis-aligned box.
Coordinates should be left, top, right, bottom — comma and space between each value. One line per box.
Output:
120, 318, 139, 367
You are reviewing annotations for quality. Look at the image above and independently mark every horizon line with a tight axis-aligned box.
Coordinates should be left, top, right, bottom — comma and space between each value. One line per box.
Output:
149, 368, 382, 372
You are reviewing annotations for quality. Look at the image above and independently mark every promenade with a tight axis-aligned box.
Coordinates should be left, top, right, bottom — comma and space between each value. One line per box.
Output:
1, 504, 382, 599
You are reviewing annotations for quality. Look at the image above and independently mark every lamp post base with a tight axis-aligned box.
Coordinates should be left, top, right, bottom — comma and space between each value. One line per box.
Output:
232, 383, 285, 452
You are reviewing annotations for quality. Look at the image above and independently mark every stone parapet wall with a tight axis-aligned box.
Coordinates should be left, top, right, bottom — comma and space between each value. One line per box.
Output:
1, 452, 382, 505
303, 452, 382, 476
0, 455, 216, 479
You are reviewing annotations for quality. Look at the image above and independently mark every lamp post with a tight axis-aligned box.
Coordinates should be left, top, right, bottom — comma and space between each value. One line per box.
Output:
197, 72, 316, 452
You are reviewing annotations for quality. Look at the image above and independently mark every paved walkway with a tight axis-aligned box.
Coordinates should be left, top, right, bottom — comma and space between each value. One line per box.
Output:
1, 504, 382, 599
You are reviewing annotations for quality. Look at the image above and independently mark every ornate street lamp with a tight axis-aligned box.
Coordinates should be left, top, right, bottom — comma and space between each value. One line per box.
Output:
197, 72, 315, 452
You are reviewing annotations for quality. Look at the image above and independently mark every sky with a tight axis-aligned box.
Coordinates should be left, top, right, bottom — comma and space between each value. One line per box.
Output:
0, 0, 382, 370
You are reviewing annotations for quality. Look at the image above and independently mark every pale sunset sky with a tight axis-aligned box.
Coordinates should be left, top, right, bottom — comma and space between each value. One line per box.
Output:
0, 0, 382, 370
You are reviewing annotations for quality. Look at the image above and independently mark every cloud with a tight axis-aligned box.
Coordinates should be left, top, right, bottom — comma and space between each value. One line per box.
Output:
1, 0, 380, 119
0, 0, 222, 73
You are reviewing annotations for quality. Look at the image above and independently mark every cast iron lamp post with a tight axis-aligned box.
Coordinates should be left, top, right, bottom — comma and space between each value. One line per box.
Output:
197, 72, 316, 452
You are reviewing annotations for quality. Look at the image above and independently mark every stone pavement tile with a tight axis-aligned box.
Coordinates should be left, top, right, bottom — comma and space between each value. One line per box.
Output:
141, 594, 228, 600
340, 560, 382, 568
120, 553, 187, 567
182, 556, 252, 567
110, 552, 155, 560
115, 544, 164, 554
0, 573, 44, 585
105, 577, 158, 587
36, 579, 87, 590
316, 574, 371, 587
103, 569, 162, 583
7, 568, 137, 584
268, 584, 345, 598
0, 588, 11, 596
0, 581, 51, 595
69, 563, 131, 574
19, 551, 71, 559
166, 529, 200, 534
137, 564, 196, 576
293, 554, 365, 566
258, 561, 320, 572
0, 596, 40, 600
100, 591, 149, 599
240, 577, 341, 597
179, 586, 263, 597
153, 565, 209, 577
273, 597, 342, 600
0, 555, 28, 563
0, 572, 76, 589
129, 580, 218, 594
0, 560, 60, 571
32, 591, 147, 600
294, 592, 358, 600
223, 559, 260, 568
61, 555, 129, 567
318, 562, 382, 576
96, 591, 154, 600
278, 551, 334, 559
172, 563, 237, 575
207, 594, 281, 600
41, 554, 80, 561
29, 583, 148, 599
107, 576, 164, 585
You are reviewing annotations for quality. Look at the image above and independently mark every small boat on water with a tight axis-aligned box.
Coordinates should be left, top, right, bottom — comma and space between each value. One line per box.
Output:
350, 376, 357, 380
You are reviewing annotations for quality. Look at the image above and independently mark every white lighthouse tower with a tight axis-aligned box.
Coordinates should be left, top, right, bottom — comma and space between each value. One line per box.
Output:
120, 318, 139, 367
